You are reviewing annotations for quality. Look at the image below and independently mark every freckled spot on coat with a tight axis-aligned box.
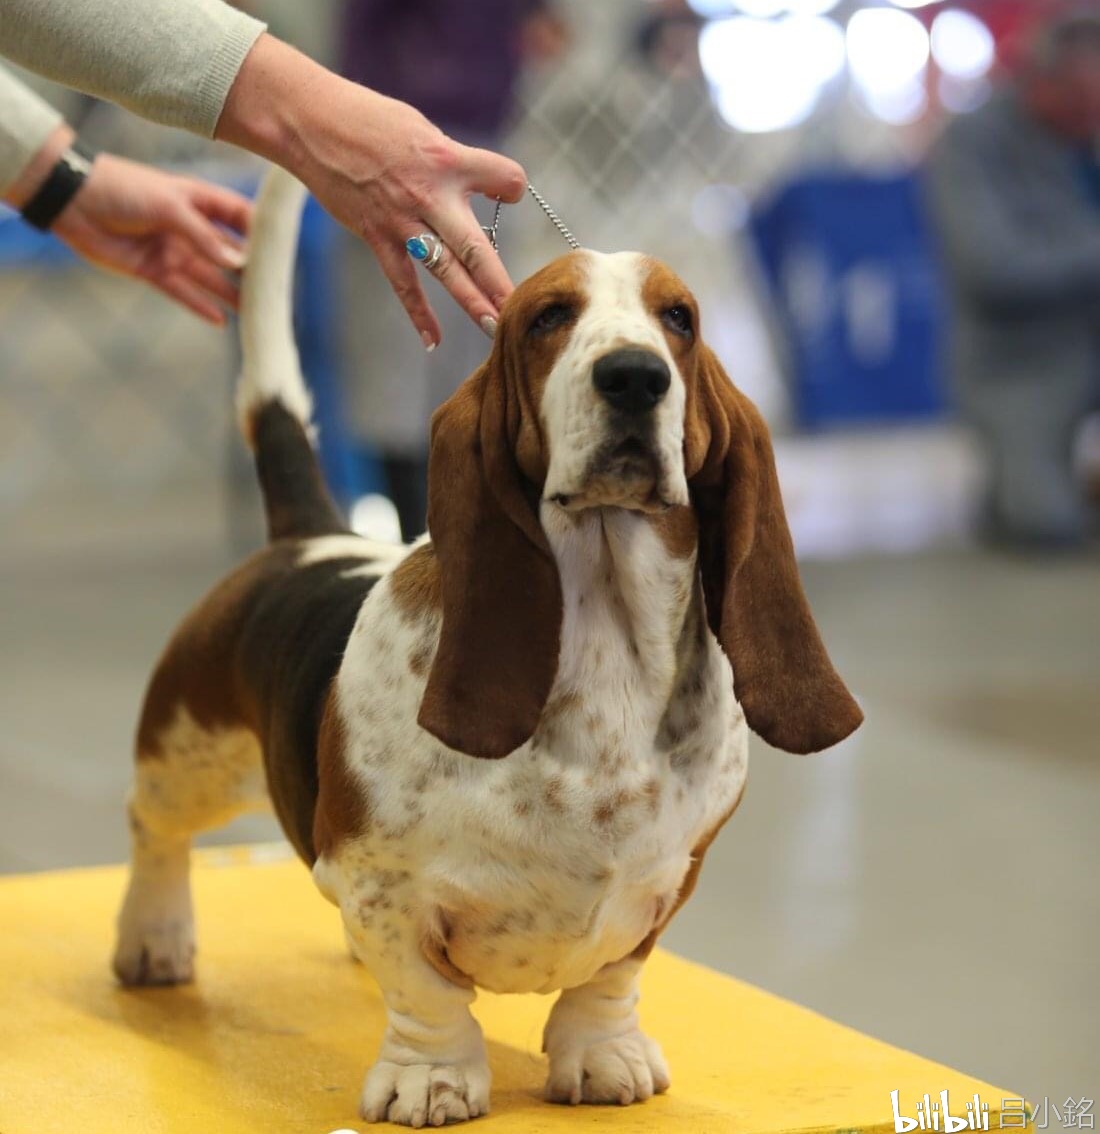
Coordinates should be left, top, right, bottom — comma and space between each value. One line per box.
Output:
599, 745, 628, 772
409, 638, 434, 677
593, 798, 615, 825
643, 778, 661, 814
487, 914, 512, 937
544, 689, 582, 719
543, 777, 565, 812
514, 956, 530, 968
514, 798, 532, 818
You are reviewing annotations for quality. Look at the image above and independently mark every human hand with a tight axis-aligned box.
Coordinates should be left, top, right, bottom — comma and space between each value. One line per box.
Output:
217, 34, 527, 348
53, 154, 251, 326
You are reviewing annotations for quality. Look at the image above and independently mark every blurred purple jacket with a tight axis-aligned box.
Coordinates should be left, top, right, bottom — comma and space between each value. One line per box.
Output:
339, 0, 539, 138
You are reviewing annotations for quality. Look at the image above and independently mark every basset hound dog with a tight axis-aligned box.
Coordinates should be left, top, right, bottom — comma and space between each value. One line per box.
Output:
112, 168, 862, 1127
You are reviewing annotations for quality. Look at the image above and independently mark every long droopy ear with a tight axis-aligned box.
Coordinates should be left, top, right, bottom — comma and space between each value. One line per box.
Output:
417, 356, 562, 759
686, 347, 862, 754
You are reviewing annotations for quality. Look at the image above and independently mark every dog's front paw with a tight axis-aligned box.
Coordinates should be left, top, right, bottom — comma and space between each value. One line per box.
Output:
545, 1028, 670, 1106
113, 880, 195, 987
360, 1060, 491, 1127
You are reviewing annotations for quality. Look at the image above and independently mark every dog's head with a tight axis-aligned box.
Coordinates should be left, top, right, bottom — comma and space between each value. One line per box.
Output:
419, 251, 862, 758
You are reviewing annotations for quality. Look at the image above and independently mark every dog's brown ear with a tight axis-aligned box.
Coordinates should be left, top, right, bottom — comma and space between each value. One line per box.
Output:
686, 346, 862, 754
418, 357, 562, 759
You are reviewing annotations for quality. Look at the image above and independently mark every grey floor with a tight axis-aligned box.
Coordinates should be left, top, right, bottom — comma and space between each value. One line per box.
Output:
1, 497, 1097, 1110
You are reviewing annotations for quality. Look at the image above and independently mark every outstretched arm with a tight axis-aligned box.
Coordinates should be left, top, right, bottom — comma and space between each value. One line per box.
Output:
0, 0, 524, 344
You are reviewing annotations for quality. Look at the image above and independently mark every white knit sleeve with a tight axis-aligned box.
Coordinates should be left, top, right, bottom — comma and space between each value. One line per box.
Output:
0, 0, 267, 139
0, 64, 63, 195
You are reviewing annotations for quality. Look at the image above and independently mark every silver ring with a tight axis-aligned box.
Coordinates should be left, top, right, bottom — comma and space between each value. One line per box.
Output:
406, 232, 445, 271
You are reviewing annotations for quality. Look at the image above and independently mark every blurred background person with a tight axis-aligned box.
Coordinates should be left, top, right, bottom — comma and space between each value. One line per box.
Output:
925, 9, 1100, 550
336, 0, 568, 540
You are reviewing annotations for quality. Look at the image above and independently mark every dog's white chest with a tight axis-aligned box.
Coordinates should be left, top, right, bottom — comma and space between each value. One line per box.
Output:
323, 515, 748, 996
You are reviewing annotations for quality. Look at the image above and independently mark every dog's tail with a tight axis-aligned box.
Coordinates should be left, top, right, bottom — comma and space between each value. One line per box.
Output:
236, 166, 347, 542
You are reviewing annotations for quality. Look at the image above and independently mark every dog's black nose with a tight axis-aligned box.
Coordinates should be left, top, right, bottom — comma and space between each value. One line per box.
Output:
593, 349, 671, 414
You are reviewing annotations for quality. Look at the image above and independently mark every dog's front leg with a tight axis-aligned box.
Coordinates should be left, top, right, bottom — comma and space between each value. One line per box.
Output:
542, 956, 670, 1106
341, 901, 490, 1126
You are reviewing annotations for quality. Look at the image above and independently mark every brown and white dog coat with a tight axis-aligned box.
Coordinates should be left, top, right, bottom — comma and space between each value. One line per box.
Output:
112, 168, 862, 1127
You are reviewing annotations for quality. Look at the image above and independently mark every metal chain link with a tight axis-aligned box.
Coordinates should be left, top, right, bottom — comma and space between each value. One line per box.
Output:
482, 183, 580, 252
526, 183, 581, 250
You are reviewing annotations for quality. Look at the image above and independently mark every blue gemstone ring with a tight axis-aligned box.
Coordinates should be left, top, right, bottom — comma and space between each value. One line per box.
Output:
405, 232, 445, 271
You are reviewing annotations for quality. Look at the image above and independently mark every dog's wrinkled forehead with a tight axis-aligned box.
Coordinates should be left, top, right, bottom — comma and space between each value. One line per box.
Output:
504, 250, 694, 328
571, 250, 683, 354
499, 250, 695, 389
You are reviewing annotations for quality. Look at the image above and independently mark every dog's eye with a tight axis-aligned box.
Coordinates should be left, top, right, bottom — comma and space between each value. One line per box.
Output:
662, 305, 693, 337
530, 303, 574, 334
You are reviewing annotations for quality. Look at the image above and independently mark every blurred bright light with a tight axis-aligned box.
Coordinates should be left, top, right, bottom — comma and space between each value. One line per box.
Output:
700, 15, 845, 133
886, 0, 939, 8
847, 8, 929, 123
350, 494, 402, 544
730, 0, 787, 15
847, 9, 929, 88
786, 0, 841, 13
931, 9, 995, 80
686, 0, 735, 17
862, 78, 929, 124
687, 0, 840, 15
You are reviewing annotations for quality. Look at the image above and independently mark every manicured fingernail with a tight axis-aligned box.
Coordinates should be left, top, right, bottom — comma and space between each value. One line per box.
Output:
220, 245, 246, 270
480, 315, 498, 338
421, 331, 437, 353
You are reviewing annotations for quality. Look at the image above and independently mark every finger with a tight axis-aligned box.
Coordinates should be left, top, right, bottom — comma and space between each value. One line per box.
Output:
154, 271, 226, 325
372, 239, 443, 349
413, 237, 500, 338
183, 180, 253, 236
168, 203, 247, 271
431, 207, 514, 310
458, 146, 527, 204
182, 253, 241, 311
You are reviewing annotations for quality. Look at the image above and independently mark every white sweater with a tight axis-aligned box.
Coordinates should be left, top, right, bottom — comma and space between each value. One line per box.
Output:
0, 0, 266, 192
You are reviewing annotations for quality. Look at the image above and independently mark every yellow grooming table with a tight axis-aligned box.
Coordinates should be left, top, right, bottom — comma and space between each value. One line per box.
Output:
0, 846, 1019, 1133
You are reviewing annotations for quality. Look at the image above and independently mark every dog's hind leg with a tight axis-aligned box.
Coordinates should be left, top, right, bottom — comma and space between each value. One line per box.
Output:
112, 704, 267, 986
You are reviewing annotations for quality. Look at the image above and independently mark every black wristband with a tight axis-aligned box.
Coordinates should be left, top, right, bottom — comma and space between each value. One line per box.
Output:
21, 141, 97, 232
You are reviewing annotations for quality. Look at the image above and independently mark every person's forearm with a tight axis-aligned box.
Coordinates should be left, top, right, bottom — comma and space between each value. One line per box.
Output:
216, 33, 393, 191
0, 63, 64, 194
214, 34, 324, 177
0, 0, 265, 138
